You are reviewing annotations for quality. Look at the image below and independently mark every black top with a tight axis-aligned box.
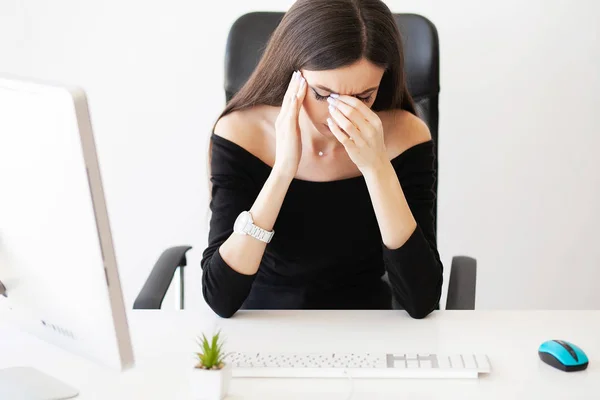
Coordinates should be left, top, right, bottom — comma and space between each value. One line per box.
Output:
201, 133, 443, 318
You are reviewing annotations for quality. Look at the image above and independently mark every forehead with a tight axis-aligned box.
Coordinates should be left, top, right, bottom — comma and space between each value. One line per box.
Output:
301, 58, 385, 94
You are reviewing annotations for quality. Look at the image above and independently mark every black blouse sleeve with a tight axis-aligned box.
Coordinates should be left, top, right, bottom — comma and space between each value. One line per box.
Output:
200, 135, 260, 318
381, 141, 444, 318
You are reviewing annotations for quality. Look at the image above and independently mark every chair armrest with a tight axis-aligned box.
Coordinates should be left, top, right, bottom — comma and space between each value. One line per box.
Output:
446, 256, 477, 310
133, 245, 192, 309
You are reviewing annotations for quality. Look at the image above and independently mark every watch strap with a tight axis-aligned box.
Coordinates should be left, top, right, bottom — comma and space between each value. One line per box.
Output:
244, 220, 274, 243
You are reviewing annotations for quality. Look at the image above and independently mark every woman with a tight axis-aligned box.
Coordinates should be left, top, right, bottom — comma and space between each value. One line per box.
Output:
201, 0, 443, 318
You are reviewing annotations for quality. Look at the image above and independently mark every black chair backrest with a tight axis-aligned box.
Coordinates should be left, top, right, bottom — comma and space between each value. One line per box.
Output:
224, 12, 440, 228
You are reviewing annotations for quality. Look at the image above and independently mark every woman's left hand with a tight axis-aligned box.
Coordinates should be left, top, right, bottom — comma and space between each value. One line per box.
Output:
327, 95, 388, 175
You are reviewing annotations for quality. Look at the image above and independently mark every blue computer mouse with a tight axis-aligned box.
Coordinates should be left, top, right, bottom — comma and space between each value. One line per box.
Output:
538, 340, 589, 372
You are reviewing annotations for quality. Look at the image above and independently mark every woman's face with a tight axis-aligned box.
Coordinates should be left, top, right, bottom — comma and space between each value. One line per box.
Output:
300, 58, 385, 140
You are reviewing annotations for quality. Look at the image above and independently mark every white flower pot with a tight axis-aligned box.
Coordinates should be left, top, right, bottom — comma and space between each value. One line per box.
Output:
189, 362, 232, 400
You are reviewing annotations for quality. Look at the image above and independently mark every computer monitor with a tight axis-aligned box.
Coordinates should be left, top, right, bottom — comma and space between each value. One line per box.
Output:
0, 75, 134, 399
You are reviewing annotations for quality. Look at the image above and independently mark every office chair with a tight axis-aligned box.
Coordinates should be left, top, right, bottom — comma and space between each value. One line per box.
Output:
133, 12, 477, 312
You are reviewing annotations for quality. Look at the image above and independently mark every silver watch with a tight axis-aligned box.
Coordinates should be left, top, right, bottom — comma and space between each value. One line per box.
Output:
233, 211, 274, 243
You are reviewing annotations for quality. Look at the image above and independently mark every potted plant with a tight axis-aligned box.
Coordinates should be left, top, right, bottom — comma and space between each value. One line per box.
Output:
190, 330, 232, 400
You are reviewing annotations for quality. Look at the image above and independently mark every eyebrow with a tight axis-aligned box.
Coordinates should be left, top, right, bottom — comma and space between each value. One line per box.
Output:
313, 84, 379, 96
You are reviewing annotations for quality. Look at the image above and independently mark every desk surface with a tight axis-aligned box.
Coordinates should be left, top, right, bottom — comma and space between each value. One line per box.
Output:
1, 310, 599, 399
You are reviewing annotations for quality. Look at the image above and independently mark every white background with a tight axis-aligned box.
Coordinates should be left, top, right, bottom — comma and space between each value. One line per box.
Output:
1, 0, 599, 312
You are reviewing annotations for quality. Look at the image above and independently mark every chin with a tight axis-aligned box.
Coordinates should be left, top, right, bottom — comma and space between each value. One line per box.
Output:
319, 123, 335, 138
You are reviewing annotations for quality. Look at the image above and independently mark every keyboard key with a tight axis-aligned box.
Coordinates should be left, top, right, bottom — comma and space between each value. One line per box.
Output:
463, 355, 477, 369
420, 360, 433, 369
366, 356, 386, 368
437, 355, 451, 369
332, 353, 351, 360
407, 360, 419, 368
475, 354, 491, 371
450, 355, 464, 369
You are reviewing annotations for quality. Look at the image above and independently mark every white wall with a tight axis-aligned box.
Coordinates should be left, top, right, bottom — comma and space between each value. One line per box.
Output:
1, 0, 599, 311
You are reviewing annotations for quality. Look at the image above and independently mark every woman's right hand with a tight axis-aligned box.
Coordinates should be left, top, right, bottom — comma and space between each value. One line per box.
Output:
273, 70, 307, 180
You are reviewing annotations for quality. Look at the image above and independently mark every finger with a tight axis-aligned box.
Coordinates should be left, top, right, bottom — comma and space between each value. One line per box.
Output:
332, 94, 380, 126
327, 117, 354, 148
289, 73, 307, 121
328, 103, 366, 146
327, 97, 370, 134
281, 71, 301, 115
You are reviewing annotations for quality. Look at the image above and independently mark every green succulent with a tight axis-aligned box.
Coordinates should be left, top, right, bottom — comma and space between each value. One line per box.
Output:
195, 330, 225, 369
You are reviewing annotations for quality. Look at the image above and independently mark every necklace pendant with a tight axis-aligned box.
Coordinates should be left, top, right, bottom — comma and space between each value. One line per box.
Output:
318, 151, 324, 157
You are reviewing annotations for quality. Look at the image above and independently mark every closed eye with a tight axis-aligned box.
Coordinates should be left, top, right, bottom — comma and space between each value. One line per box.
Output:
310, 88, 372, 103
311, 88, 328, 102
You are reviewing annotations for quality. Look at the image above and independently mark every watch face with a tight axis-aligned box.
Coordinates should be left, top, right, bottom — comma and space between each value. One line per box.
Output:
234, 212, 250, 233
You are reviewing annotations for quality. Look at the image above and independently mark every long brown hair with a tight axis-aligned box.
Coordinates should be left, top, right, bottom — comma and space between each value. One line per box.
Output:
207, 0, 416, 192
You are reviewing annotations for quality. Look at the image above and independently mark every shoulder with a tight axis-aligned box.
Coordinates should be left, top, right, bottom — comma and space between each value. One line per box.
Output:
379, 109, 432, 157
212, 105, 277, 166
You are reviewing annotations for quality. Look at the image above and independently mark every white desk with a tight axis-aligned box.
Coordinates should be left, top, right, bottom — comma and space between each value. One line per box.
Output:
1, 310, 598, 399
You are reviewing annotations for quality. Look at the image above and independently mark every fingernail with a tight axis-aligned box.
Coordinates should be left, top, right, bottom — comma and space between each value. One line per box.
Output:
327, 117, 333, 125
292, 71, 298, 80
295, 70, 301, 80
299, 78, 306, 90
328, 105, 335, 113
326, 97, 336, 105
329, 93, 340, 98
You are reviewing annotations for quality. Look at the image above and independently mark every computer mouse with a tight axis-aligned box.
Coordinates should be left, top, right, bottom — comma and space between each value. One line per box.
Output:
538, 340, 589, 372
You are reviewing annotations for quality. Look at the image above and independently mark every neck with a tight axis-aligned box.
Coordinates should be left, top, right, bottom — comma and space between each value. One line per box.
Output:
298, 113, 343, 156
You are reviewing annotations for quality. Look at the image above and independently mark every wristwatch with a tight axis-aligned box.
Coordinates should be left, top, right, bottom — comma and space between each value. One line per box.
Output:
233, 211, 274, 243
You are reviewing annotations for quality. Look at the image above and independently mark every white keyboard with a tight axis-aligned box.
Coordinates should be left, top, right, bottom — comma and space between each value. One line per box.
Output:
225, 352, 491, 379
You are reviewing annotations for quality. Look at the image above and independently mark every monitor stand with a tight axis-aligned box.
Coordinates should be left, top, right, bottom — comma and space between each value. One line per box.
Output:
0, 367, 79, 399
